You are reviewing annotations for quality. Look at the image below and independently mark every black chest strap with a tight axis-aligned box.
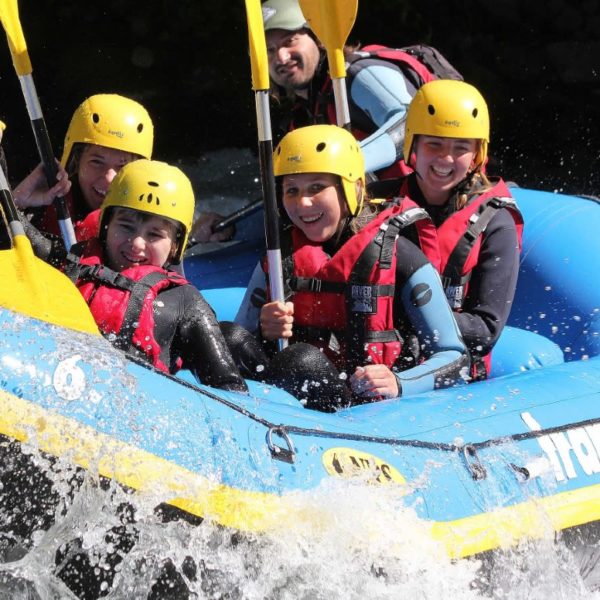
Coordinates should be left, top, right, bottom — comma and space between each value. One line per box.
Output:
443, 196, 516, 284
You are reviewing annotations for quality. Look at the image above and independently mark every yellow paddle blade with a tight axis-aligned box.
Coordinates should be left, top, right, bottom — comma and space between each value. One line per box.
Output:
245, 0, 270, 91
0, 0, 32, 76
299, 0, 358, 78
0, 235, 99, 335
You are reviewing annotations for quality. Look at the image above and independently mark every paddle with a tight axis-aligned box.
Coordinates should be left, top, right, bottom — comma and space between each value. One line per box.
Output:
0, 162, 98, 335
245, 0, 288, 349
0, 0, 77, 249
299, 0, 358, 128
212, 198, 262, 234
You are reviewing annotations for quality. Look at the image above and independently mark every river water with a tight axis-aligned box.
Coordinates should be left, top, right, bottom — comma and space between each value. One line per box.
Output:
1, 149, 599, 599
0, 434, 599, 599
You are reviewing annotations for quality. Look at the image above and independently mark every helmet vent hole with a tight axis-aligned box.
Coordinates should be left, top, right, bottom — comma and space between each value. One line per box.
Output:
148, 181, 159, 187
276, 147, 281, 155
137, 123, 144, 133
472, 108, 478, 118
427, 105, 435, 115
316, 142, 326, 152
92, 113, 100, 124
147, 193, 153, 203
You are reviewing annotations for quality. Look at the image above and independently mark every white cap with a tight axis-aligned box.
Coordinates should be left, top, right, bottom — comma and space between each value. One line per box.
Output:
262, 0, 308, 32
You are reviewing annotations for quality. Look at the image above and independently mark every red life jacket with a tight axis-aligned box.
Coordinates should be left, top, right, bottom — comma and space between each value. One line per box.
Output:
436, 179, 523, 311
39, 191, 100, 241
67, 239, 189, 373
286, 202, 432, 372
75, 209, 101, 241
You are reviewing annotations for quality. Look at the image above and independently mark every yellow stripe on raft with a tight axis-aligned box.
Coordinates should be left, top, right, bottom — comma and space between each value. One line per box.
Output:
1, 388, 599, 557
0, 389, 291, 532
431, 483, 600, 559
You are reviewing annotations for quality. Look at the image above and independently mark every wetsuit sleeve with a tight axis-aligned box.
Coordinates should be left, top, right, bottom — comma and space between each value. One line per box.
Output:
452, 209, 520, 357
349, 64, 413, 173
177, 288, 249, 393
393, 237, 469, 396
234, 261, 267, 334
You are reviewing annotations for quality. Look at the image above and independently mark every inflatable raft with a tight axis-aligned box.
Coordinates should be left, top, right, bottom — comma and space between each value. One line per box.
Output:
0, 187, 599, 566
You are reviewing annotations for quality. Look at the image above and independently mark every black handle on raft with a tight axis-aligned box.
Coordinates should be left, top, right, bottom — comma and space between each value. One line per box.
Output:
212, 198, 263, 233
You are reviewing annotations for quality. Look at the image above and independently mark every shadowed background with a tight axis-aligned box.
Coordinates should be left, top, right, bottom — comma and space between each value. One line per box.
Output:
1, 0, 598, 195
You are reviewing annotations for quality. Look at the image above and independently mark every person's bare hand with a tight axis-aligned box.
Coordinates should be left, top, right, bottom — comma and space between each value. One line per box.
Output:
260, 301, 294, 340
13, 161, 71, 208
189, 211, 235, 243
350, 364, 399, 399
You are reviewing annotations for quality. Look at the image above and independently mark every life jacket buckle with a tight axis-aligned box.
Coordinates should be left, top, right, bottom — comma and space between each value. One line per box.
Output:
308, 279, 322, 292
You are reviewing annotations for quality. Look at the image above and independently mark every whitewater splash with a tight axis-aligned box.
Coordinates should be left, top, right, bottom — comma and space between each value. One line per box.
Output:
1, 433, 599, 600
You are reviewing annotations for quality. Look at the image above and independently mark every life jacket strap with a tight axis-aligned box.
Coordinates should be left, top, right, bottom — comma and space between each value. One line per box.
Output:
117, 271, 172, 352
444, 196, 515, 281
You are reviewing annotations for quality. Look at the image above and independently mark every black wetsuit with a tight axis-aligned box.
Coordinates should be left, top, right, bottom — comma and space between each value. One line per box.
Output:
24, 219, 247, 393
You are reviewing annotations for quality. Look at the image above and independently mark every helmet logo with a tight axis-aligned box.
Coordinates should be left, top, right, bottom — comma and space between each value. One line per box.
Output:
287, 154, 301, 162
108, 128, 124, 139
444, 120, 460, 128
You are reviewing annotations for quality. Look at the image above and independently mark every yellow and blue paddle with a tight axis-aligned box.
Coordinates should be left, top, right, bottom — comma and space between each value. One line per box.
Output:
245, 0, 288, 349
299, 0, 358, 128
0, 0, 77, 249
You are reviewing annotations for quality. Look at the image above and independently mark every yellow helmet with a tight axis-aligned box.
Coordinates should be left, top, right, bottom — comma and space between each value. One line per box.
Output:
61, 94, 154, 168
273, 124, 365, 216
403, 80, 490, 169
100, 159, 195, 263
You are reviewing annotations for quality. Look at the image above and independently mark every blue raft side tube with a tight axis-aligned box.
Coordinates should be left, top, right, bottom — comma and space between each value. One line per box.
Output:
509, 188, 600, 360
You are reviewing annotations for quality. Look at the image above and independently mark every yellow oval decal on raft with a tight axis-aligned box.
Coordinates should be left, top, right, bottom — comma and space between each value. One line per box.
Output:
322, 448, 406, 486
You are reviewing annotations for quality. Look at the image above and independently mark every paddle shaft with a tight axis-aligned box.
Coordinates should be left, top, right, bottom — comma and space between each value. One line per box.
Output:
245, 0, 287, 350
212, 198, 262, 233
0, 0, 76, 250
332, 78, 351, 129
255, 92, 288, 349
18, 75, 76, 249
0, 162, 26, 238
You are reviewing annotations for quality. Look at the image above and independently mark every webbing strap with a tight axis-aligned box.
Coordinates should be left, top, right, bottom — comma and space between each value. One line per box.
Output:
444, 196, 513, 281
116, 271, 169, 352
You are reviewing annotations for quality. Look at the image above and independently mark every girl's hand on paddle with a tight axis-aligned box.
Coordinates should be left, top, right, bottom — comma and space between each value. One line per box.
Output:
13, 161, 71, 208
189, 211, 235, 243
350, 365, 399, 399
260, 301, 294, 340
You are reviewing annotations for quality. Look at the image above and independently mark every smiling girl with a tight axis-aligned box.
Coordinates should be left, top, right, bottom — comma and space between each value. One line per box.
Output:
397, 80, 524, 379
232, 125, 469, 411
14, 94, 153, 241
